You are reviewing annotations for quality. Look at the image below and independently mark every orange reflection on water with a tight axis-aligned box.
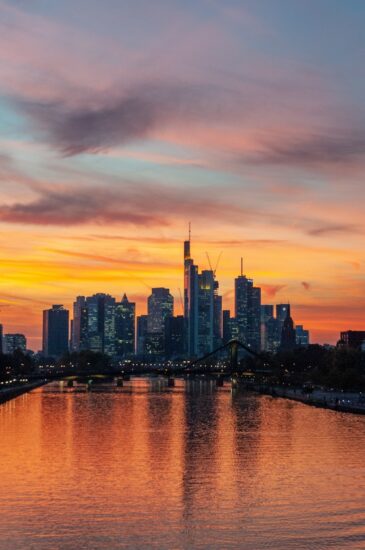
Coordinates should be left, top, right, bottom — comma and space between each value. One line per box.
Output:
1, 380, 365, 549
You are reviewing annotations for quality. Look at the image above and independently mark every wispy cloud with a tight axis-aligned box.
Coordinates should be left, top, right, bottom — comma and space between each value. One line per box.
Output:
45, 248, 179, 270
261, 284, 286, 298
248, 131, 365, 166
0, 181, 246, 227
307, 223, 361, 237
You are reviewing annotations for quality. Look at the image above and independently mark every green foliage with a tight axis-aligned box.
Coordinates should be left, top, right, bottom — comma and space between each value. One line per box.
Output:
252, 345, 365, 390
0, 350, 35, 380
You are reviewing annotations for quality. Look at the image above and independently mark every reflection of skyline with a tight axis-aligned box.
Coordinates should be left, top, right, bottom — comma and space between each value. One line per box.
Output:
1, 381, 365, 547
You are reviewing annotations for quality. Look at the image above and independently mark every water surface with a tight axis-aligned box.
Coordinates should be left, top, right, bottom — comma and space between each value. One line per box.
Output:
1, 378, 365, 549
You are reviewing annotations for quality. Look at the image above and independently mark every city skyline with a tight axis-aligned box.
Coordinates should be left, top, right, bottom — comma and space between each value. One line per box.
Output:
0, 227, 357, 350
1, 1, 365, 349
5, 235, 311, 355
0, 228, 358, 350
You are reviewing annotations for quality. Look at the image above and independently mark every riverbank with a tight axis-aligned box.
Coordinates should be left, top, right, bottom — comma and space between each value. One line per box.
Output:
254, 385, 365, 415
0, 380, 47, 405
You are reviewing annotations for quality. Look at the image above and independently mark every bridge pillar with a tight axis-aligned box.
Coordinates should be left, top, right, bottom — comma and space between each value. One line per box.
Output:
167, 377, 175, 387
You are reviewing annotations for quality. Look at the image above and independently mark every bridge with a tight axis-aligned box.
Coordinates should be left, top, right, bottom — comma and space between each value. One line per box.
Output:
32, 339, 275, 388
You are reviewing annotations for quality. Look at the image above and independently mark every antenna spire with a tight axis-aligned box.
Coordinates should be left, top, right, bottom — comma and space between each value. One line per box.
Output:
240, 257, 243, 276
188, 221, 191, 242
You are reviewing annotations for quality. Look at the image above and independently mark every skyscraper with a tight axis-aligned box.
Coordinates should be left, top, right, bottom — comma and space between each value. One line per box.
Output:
260, 305, 274, 351
146, 288, 173, 358
42, 305, 69, 358
85, 294, 116, 355
147, 288, 173, 333
115, 294, 135, 358
136, 315, 148, 356
276, 304, 290, 330
0, 324, 3, 354
296, 325, 310, 346
223, 310, 239, 344
213, 280, 223, 349
197, 269, 215, 355
235, 260, 261, 352
280, 306, 296, 351
4, 334, 27, 354
184, 230, 199, 357
165, 315, 185, 359
71, 296, 88, 351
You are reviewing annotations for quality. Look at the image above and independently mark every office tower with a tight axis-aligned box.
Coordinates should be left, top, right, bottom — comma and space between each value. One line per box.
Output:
296, 325, 310, 346
42, 305, 69, 358
235, 259, 261, 352
223, 310, 239, 343
115, 294, 135, 358
165, 315, 185, 359
266, 317, 281, 353
261, 304, 282, 352
261, 305, 274, 351
276, 304, 290, 329
213, 281, 223, 349
280, 307, 296, 351
249, 286, 261, 351
223, 310, 232, 343
147, 288, 174, 333
184, 230, 199, 357
146, 288, 173, 358
71, 296, 88, 351
197, 270, 215, 355
85, 294, 116, 356
3, 334, 27, 354
0, 324, 3, 354
136, 315, 148, 356
145, 332, 165, 357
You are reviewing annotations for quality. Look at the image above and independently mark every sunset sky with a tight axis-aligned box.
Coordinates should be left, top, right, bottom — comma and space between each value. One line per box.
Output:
0, 0, 364, 350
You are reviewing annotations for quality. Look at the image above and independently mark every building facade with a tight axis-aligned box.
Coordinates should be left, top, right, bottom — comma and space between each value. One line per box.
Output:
296, 325, 310, 346
197, 270, 215, 356
184, 237, 199, 357
85, 294, 116, 355
3, 333, 27, 354
235, 264, 261, 352
115, 294, 135, 358
147, 288, 174, 334
42, 305, 69, 358
71, 296, 88, 351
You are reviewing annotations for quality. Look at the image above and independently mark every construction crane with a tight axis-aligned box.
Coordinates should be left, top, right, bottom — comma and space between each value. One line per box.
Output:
205, 251, 222, 279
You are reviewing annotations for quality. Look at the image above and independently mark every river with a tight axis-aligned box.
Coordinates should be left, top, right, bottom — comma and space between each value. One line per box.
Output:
1, 378, 365, 549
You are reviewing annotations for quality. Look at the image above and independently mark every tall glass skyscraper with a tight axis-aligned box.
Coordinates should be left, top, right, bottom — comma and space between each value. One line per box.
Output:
85, 293, 116, 356
136, 315, 148, 356
197, 269, 215, 356
115, 294, 135, 358
42, 305, 69, 358
3, 334, 27, 354
184, 234, 199, 357
213, 280, 223, 349
71, 296, 88, 351
235, 261, 261, 352
147, 288, 173, 333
